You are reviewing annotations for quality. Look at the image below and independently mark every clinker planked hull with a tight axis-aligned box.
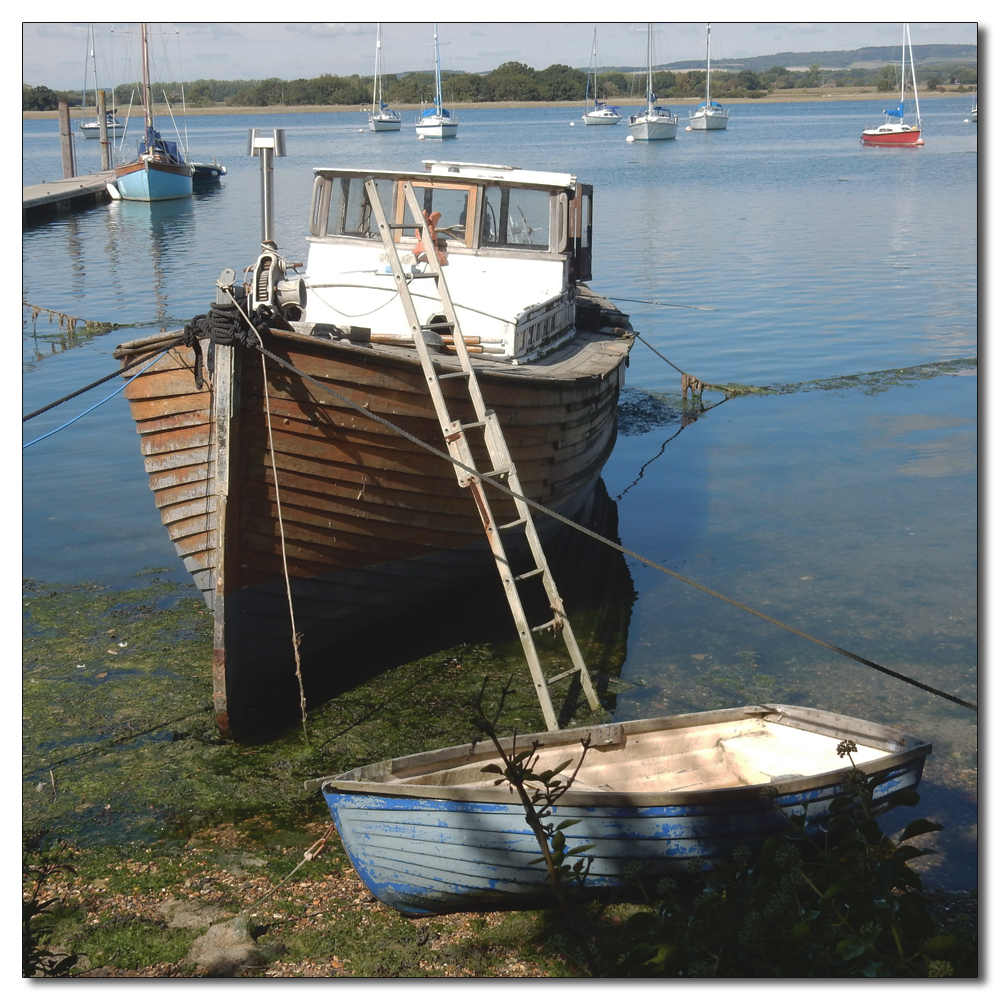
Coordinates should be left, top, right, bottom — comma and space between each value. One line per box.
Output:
116, 311, 632, 738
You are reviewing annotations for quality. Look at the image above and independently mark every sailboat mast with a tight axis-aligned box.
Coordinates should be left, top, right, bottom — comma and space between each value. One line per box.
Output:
705, 23, 712, 105
140, 22, 153, 135
433, 23, 443, 115
89, 24, 99, 116
646, 23, 653, 110
372, 23, 381, 115
905, 22, 922, 124
587, 29, 596, 108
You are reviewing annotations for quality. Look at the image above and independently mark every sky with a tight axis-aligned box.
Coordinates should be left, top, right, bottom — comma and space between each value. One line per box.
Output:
22, 17, 980, 90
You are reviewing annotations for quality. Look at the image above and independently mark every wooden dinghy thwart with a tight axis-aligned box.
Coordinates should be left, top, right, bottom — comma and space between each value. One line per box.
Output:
306, 704, 931, 915
113, 160, 635, 740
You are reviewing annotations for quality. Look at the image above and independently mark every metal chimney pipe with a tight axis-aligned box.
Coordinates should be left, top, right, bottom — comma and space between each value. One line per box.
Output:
248, 128, 287, 244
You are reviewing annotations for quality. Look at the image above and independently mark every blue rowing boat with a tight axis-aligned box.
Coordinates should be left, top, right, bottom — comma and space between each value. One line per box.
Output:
306, 704, 931, 915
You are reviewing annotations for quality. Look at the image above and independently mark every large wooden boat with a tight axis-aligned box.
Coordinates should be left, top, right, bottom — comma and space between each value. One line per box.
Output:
306, 704, 932, 915
114, 160, 635, 739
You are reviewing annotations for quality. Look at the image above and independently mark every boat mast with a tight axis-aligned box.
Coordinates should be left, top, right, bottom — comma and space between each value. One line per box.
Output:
905, 22, 922, 125
372, 23, 381, 116
140, 22, 153, 137
705, 23, 712, 106
88, 24, 98, 116
646, 23, 654, 112
587, 28, 597, 109
433, 22, 443, 115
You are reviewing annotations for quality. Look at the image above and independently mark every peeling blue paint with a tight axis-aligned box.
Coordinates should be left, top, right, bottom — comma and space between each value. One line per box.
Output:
319, 759, 925, 915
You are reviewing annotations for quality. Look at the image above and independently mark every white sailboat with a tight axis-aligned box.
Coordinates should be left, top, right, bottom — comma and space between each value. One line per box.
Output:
78, 23, 125, 140
582, 28, 622, 125
415, 23, 457, 139
688, 23, 729, 131
861, 24, 923, 146
628, 23, 678, 140
368, 23, 401, 132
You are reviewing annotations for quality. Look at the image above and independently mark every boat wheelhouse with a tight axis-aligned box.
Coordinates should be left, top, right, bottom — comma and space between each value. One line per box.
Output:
303, 161, 599, 363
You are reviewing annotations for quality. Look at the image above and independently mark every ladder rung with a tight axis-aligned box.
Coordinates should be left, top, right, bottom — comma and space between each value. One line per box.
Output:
438, 371, 471, 380
514, 567, 544, 582
480, 469, 509, 479
498, 517, 527, 531
546, 667, 582, 685
459, 421, 486, 431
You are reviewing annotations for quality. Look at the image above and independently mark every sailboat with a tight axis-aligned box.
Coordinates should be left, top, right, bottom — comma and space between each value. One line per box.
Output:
688, 23, 728, 130
113, 23, 193, 200
581, 28, 622, 124
368, 23, 401, 132
415, 24, 457, 138
861, 24, 923, 145
628, 23, 678, 140
78, 23, 125, 140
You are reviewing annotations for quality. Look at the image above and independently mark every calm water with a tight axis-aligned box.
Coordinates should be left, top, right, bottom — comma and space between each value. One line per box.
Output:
22, 99, 977, 887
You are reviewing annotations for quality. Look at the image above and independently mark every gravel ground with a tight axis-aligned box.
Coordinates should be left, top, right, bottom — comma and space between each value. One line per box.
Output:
31, 820, 556, 978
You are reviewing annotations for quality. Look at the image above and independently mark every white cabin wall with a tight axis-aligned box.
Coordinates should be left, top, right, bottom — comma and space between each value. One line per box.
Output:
303, 239, 567, 354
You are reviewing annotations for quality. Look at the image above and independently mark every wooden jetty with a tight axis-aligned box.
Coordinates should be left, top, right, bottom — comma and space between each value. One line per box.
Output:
23, 171, 115, 221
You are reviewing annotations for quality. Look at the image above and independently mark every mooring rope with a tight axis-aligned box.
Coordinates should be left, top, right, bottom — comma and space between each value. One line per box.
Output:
254, 341, 310, 744
22, 346, 181, 423
22, 349, 173, 449
240, 332, 976, 714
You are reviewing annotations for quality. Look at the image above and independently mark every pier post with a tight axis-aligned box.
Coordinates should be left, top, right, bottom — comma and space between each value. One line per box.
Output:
97, 90, 110, 170
58, 102, 76, 179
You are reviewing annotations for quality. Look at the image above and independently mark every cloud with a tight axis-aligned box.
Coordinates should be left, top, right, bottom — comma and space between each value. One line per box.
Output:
284, 22, 369, 38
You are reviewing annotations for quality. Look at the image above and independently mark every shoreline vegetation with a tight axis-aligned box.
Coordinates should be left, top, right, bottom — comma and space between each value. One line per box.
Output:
23, 88, 972, 120
23, 576, 977, 977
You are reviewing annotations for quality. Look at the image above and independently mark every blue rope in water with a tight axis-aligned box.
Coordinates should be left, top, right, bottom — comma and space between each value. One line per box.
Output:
22, 349, 170, 450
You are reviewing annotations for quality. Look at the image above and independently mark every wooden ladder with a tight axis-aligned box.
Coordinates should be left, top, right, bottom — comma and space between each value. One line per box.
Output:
364, 177, 600, 731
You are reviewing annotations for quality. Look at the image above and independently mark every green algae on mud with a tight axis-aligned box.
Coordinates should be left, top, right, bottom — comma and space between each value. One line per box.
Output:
23, 574, 623, 853
22, 574, 626, 976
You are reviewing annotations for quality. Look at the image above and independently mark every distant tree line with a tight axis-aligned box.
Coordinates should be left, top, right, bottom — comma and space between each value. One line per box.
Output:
24, 59, 978, 111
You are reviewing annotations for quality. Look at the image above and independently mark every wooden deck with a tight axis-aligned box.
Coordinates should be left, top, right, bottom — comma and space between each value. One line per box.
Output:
23, 171, 114, 220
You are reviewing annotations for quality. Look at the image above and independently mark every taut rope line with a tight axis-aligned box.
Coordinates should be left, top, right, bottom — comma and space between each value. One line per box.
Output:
237, 330, 976, 715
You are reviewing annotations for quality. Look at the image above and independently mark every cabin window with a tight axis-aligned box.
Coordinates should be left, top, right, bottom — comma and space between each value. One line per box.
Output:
402, 183, 475, 246
481, 186, 551, 249
324, 176, 394, 238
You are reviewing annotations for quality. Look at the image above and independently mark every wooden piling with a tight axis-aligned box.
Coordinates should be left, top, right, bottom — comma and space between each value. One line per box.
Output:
58, 102, 75, 179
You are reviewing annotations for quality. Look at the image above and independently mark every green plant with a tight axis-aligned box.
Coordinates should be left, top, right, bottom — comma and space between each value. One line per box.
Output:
613, 742, 976, 977
23, 833, 79, 978
470, 678, 601, 975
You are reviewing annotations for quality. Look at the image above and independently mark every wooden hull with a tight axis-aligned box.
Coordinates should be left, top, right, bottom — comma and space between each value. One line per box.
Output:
116, 311, 632, 738
114, 158, 193, 201
311, 704, 931, 915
